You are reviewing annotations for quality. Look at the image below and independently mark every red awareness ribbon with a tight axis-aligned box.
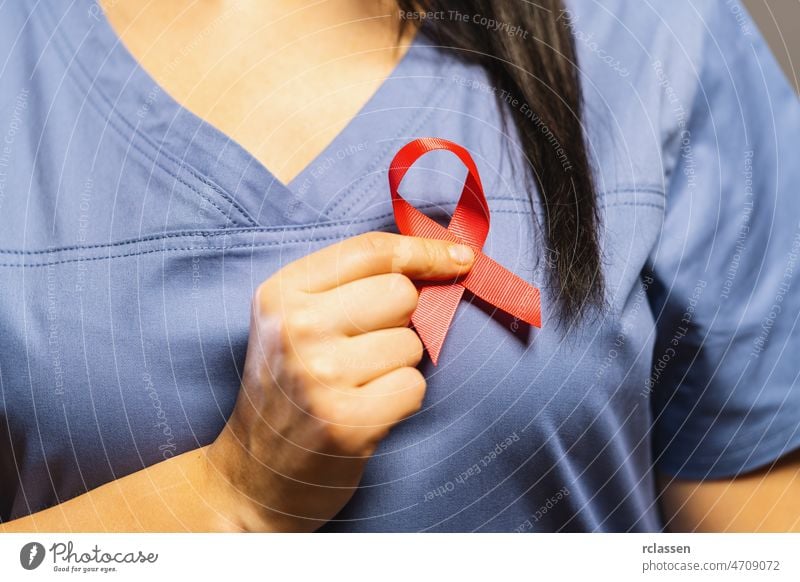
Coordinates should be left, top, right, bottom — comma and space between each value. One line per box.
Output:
389, 137, 542, 365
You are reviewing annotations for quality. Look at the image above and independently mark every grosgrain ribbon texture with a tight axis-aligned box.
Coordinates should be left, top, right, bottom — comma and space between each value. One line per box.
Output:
389, 137, 542, 365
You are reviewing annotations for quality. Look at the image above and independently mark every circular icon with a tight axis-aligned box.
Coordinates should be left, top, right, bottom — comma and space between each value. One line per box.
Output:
19, 542, 45, 570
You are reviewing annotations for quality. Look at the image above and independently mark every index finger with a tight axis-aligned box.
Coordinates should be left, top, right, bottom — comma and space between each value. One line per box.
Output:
279, 232, 475, 293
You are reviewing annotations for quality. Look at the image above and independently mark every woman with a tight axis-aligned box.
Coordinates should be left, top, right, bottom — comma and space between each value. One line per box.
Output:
1, 0, 798, 532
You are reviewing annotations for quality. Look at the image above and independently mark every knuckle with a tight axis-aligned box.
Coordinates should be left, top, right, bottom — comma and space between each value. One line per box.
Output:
420, 240, 443, 275
393, 366, 426, 396
356, 231, 391, 258
387, 273, 419, 307
254, 281, 276, 313
281, 309, 318, 340
304, 354, 342, 386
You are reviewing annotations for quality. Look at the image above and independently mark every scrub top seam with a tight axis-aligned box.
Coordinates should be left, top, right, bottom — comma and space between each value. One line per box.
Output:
0, 209, 545, 266
41, 6, 260, 228
0, 187, 664, 257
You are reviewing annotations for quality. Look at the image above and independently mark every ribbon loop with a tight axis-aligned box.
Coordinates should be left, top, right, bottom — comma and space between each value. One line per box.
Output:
389, 137, 542, 365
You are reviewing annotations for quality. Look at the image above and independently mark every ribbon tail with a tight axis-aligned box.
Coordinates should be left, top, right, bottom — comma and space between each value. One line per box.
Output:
411, 284, 465, 365
462, 252, 542, 327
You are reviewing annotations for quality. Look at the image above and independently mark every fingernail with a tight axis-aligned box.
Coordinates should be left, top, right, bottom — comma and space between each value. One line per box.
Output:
448, 244, 474, 265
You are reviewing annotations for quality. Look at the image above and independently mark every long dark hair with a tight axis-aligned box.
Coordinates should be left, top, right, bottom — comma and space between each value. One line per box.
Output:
397, 0, 603, 324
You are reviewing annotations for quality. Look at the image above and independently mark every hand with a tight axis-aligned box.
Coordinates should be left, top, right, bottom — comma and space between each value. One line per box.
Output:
204, 231, 475, 531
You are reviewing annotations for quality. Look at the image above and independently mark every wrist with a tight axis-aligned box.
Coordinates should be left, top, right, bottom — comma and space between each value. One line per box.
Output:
203, 425, 311, 533
200, 437, 276, 533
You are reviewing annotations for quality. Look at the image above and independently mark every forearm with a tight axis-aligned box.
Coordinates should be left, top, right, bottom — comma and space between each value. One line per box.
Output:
1, 446, 244, 533
659, 450, 800, 532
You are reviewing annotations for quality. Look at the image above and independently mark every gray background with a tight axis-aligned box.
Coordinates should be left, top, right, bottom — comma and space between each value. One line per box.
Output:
743, 0, 799, 92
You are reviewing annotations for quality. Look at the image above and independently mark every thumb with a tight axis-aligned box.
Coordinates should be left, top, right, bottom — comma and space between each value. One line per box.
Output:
391, 236, 475, 280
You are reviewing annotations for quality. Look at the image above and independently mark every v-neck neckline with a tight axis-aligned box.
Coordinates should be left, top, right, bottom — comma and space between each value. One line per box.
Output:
48, 0, 440, 226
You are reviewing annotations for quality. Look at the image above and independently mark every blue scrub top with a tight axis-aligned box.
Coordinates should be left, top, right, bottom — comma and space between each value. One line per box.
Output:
1, 0, 798, 531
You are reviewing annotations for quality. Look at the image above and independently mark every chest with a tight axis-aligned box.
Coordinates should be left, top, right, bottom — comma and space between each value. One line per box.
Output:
101, 3, 413, 186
